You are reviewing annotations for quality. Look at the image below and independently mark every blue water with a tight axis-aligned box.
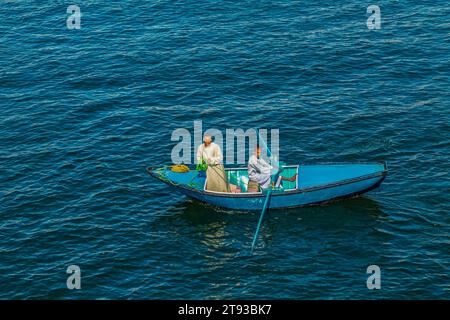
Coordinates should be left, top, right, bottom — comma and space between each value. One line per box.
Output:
1, 0, 449, 299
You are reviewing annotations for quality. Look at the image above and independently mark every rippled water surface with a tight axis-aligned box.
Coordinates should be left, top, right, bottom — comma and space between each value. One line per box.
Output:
0, 1, 449, 299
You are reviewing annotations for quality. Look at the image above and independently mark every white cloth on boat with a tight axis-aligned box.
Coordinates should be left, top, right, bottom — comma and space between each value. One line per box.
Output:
247, 154, 271, 189
196, 143, 229, 192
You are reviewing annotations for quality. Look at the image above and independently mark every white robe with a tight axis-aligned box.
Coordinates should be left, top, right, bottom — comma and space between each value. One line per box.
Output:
196, 143, 229, 192
248, 155, 271, 189
196, 142, 223, 165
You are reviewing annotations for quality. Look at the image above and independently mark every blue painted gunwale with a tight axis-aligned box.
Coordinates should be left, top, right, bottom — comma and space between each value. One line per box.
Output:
146, 162, 388, 210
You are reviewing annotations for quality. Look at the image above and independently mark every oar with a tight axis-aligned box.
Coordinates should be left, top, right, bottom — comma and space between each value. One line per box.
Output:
251, 188, 271, 252
251, 128, 274, 253
257, 129, 272, 158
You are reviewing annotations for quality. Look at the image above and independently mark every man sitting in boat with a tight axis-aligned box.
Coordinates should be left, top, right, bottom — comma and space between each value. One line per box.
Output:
247, 146, 298, 192
196, 134, 229, 192
247, 145, 272, 191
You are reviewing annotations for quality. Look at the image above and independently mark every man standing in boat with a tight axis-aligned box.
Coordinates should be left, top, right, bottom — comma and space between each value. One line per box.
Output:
196, 134, 229, 192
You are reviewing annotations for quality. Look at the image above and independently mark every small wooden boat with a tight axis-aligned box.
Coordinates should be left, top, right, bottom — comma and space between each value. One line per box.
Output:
147, 162, 387, 211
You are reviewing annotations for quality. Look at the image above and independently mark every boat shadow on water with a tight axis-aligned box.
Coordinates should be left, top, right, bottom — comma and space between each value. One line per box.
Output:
173, 195, 386, 220
160, 195, 388, 252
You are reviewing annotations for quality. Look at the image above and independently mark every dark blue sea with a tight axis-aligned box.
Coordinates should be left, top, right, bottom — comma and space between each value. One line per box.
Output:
1, 0, 449, 299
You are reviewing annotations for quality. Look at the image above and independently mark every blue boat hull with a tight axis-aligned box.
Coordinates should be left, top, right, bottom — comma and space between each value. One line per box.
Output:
147, 163, 387, 211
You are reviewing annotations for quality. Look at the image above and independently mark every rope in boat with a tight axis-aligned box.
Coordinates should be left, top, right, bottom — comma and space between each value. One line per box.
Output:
154, 160, 229, 191
154, 165, 203, 189
170, 164, 190, 173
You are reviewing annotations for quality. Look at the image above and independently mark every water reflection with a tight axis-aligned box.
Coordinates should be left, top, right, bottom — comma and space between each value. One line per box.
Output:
150, 195, 390, 296
164, 195, 387, 251
172, 196, 386, 224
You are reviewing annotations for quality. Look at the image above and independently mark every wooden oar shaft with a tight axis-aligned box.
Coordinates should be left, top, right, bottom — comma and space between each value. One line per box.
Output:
251, 189, 271, 252
250, 129, 275, 252
257, 129, 272, 157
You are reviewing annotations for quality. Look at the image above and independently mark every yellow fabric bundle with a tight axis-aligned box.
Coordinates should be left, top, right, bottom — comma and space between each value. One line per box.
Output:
170, 164, 190, 173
